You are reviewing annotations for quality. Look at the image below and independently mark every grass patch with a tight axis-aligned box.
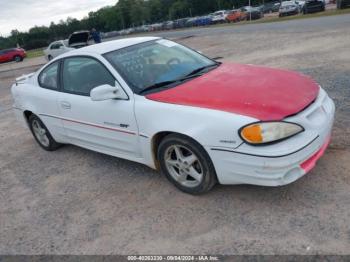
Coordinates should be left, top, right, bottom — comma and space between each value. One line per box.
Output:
26, 48, 44, 59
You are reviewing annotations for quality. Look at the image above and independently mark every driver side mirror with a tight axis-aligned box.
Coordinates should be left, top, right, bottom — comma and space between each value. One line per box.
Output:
90, 82, 128, 101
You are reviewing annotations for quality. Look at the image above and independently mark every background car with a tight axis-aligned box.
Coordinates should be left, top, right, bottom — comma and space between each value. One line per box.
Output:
211, 10, 230, 23
150, 23, 163, 31
194, 15, 213, 26
279, 1, 300, 16
162, 21, 175, 30
241, 6, 264, 20
303, 0, 325, 13
295, 0, 306, 10
44, 31, 90, 61
272, 2, 282, 12
226, 9, 247, 22
260, 1, 282, 13
43, 40, 73, 61
185, 17, 198, 27
337, 0, 350, 8
0, 48, 26, 63
173, 18, 189, 29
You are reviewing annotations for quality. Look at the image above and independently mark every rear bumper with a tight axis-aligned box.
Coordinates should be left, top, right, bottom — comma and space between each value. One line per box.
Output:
208, 88, 335, 186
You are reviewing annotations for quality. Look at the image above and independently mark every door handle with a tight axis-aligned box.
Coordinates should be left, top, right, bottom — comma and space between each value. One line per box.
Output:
60, 101, 71, 109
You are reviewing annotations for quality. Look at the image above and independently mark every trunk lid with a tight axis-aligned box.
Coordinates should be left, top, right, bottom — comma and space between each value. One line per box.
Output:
68, 31, 90, 48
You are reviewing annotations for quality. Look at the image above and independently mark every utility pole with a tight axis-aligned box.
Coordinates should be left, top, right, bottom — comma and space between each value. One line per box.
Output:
249, 0, 252, 21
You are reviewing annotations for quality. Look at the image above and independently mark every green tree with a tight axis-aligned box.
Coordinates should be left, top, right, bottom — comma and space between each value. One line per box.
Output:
169, 1, 190, 19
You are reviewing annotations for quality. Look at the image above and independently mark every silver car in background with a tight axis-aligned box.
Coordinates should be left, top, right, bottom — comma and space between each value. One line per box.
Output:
279, 1, 300, 16
43, 31, 90, 61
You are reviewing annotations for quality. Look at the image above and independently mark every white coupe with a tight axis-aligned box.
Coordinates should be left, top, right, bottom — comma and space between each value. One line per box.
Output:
12, 37, 335, 194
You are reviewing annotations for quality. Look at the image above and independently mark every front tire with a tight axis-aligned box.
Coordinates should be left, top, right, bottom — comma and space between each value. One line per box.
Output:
48, 55, 53, 61
158, 134, 217, 194
14, 55, 22, 62
29, 115, 61, 151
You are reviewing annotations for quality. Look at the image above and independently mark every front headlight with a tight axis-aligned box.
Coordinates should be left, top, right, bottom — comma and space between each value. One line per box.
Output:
239, 122, 304, 145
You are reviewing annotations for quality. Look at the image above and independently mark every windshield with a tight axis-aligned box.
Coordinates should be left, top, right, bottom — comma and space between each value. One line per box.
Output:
103, 39, 217, 94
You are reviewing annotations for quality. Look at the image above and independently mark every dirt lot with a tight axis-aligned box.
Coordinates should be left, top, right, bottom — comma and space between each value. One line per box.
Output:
1, 15, 350, 255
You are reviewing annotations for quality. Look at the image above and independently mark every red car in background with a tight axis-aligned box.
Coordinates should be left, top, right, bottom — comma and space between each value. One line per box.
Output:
0, 48, 26, 63
226, 9, 247, 22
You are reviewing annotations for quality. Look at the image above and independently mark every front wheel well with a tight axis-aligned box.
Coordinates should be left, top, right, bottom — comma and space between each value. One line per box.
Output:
23, 110, 33, 123
151, 131, 172, 169
151, 131, 204, 170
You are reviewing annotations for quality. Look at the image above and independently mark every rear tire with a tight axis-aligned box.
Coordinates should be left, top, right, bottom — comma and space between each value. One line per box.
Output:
158, 134, 217, 194
48, 55, 53, 61
28, 115, 62, 151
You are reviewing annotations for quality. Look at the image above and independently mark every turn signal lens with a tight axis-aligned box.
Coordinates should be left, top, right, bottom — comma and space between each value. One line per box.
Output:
241, 124, 263, 143
240, 122, 304, 145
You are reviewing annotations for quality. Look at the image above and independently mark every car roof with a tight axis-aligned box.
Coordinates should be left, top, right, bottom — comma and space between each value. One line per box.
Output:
0, 48, 17, 52
67, 37, 161, 56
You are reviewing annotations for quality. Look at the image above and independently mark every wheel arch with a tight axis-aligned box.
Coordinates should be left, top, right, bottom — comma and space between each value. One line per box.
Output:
150, 131, 207, 170
23, 110, 33, 125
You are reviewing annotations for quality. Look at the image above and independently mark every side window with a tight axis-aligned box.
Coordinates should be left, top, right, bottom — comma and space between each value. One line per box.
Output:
38, 61, 59, 90
62, 57, 115, 96
50, 43, 62, 50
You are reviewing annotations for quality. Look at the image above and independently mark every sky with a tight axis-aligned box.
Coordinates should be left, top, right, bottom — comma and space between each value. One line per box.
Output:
0, 0, 117, 37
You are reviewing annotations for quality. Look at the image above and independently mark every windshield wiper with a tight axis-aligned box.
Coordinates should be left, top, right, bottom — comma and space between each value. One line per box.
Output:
139, 80, 180, 94
186, 63, 220, 77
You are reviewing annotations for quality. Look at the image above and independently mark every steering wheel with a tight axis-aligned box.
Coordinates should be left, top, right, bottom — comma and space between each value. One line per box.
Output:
167, 58, 181, 67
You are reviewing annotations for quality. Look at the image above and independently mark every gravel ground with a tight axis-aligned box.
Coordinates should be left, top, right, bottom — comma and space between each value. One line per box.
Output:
0, 15, 350, 255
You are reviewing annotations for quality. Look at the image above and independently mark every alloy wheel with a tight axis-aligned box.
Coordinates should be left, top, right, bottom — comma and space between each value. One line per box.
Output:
32, 119, 50, 147
164, 144, 204, 188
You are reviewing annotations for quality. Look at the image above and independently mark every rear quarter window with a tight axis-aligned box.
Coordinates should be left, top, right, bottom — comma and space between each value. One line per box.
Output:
38, 62, 60, 90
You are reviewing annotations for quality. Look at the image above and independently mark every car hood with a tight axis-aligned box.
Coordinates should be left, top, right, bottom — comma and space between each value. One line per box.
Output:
146, 63, 320, 121
68, 31, 90, 47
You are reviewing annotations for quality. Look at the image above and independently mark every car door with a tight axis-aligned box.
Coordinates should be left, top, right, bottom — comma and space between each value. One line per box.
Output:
36, 61, 67, 141
58, 56, 140, 158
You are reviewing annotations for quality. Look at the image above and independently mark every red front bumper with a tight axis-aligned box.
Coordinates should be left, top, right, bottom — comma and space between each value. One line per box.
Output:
300, 136, 331, 173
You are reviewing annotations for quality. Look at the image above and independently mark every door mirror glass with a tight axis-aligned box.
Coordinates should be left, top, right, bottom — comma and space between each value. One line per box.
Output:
90, 83, 127, 101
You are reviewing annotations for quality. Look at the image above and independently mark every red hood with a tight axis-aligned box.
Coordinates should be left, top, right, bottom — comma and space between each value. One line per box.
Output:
146, 63, 320, 121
